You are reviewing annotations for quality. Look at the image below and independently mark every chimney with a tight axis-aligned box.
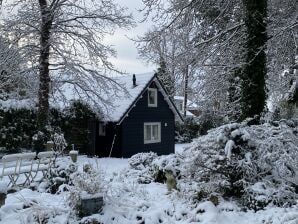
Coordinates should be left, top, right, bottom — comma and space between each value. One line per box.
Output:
133, 74, 137, 87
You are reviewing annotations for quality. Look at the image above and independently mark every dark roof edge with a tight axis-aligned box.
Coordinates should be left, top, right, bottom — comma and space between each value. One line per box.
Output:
154, 75, 184, 123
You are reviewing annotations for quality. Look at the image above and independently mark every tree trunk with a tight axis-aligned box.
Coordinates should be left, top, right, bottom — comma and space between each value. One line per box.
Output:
37, 0, 52, 130
241, 0, 268, 121
183, 65, 189, 117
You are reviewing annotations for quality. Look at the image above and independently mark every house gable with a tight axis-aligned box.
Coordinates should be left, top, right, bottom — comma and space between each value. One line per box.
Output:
119, 82, 175, 157
116, 75, 183, 125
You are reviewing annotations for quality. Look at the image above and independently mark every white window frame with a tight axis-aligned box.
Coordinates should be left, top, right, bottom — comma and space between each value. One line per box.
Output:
144, 122, 161, 144
98, 122, 106, 136
148, 88, 158, 107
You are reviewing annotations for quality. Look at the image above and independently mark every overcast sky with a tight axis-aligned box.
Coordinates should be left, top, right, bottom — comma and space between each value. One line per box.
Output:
104, 0, 155, 74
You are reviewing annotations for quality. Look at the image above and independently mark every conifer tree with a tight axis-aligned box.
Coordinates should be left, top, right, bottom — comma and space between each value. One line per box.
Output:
241, 0, 268, 121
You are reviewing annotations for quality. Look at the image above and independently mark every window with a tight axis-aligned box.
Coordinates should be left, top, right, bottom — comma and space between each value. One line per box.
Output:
178, 101, 183, 111
144, 122, 161, 144
98, 122, 106, 136
148, 88, 157, 107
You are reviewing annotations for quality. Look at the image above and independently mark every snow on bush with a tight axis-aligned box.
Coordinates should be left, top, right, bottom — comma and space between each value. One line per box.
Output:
185, 120, 298, 209
128, 152, 157, 170
129, 120, 298, 210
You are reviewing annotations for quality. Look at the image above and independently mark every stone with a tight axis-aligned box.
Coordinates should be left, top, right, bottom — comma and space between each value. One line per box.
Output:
78, 194, 104, 217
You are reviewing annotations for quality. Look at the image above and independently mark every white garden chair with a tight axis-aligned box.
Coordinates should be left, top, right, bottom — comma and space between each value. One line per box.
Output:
1, 154, 20, 187
18, 152, 36, 185
32, 151, 54, 181
1, 153, 37, 187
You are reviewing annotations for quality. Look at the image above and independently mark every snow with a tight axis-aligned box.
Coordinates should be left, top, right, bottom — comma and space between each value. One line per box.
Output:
0, 99, 36, 111
0, 73, 156, 123
0, 152, 297, 223
175, 143, 191, 154
0, 182, 7, 194
0, 127, 298, 224
224, 140, 235, 159
52, 72, 155, 122
174, 96, 199, 108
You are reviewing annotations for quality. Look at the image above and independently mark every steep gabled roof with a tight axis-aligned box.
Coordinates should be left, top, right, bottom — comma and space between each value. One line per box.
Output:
52, 72, 183, 123
115, 73, 183, 124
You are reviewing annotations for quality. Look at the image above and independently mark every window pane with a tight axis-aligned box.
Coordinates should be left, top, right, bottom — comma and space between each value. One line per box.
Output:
179, 102, 183, 111
99, 123, 105, 136
148, 90, 155, 105
145, 125, 151, 141
152, 125, 159, 140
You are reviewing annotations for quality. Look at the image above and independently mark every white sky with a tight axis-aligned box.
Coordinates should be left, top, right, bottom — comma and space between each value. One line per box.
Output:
105, 0, 156, 74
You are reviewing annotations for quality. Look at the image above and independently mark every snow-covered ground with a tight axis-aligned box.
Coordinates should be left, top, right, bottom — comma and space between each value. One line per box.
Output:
0, 142, 297, 224
175, 143, 191, 154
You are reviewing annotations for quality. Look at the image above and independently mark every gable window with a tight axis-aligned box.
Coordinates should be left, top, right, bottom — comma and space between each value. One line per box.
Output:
148, 88, 158, 107
178, 101, 183, 111
98, 122, 106, 136
144, 122, 161, 144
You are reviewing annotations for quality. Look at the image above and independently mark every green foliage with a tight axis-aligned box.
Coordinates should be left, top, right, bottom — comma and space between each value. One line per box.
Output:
175, 118, 200, 143
0, 100, 96, 153
197, 112, 225, 135
62, 101, 96, 154
0, 108, 37, 151
241, 0, 268, 121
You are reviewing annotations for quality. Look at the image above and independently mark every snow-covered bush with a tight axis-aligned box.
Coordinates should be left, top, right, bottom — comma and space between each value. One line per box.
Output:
151, 154, 182, 183
67, 163, 105, 217
47, 158, 78, 194
127, 152, 158, 184
52, 132, 67, 155
70, 164, 104, 195
128, 152, 183, 185
184, 120, 298, 209
129, 120, 298, 210
128, 152, 157, 170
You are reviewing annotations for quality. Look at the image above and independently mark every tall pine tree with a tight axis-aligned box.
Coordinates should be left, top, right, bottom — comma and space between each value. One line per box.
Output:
241, 0, 268, 121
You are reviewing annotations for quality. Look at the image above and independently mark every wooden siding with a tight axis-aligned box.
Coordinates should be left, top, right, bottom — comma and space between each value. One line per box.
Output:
120, 83, 175, 157
95, 122, 122, 157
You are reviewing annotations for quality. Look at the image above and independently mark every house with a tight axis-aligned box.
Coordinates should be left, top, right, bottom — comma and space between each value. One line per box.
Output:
84, 73, 183, 157
0, 73, 183, 157
173, 96, 201, 118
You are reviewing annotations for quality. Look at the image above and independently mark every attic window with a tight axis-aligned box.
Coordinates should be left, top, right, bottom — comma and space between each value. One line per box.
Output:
98, 122, 106, 136
148, 88, 157, 107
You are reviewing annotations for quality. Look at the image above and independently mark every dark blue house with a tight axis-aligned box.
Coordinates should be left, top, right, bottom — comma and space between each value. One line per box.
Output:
88, 73, 183, 158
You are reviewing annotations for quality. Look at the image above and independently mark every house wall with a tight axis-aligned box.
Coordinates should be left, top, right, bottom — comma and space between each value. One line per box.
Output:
95, 122, 122, 157
120, 83, 175, 158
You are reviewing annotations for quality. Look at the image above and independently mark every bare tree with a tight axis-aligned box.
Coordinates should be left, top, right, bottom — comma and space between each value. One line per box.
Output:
139, 0, 245, 120
0, 0, 133, 129
0, 36, 26, 99
139, 0, 297, 121
267, 0, 298, 110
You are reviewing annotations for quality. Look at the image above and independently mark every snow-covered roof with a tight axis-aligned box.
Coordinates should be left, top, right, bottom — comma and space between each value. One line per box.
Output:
174, 96, 198, 108
52, 72, 183, 123
107, 72, 156, 122
0, 73, 183, 123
